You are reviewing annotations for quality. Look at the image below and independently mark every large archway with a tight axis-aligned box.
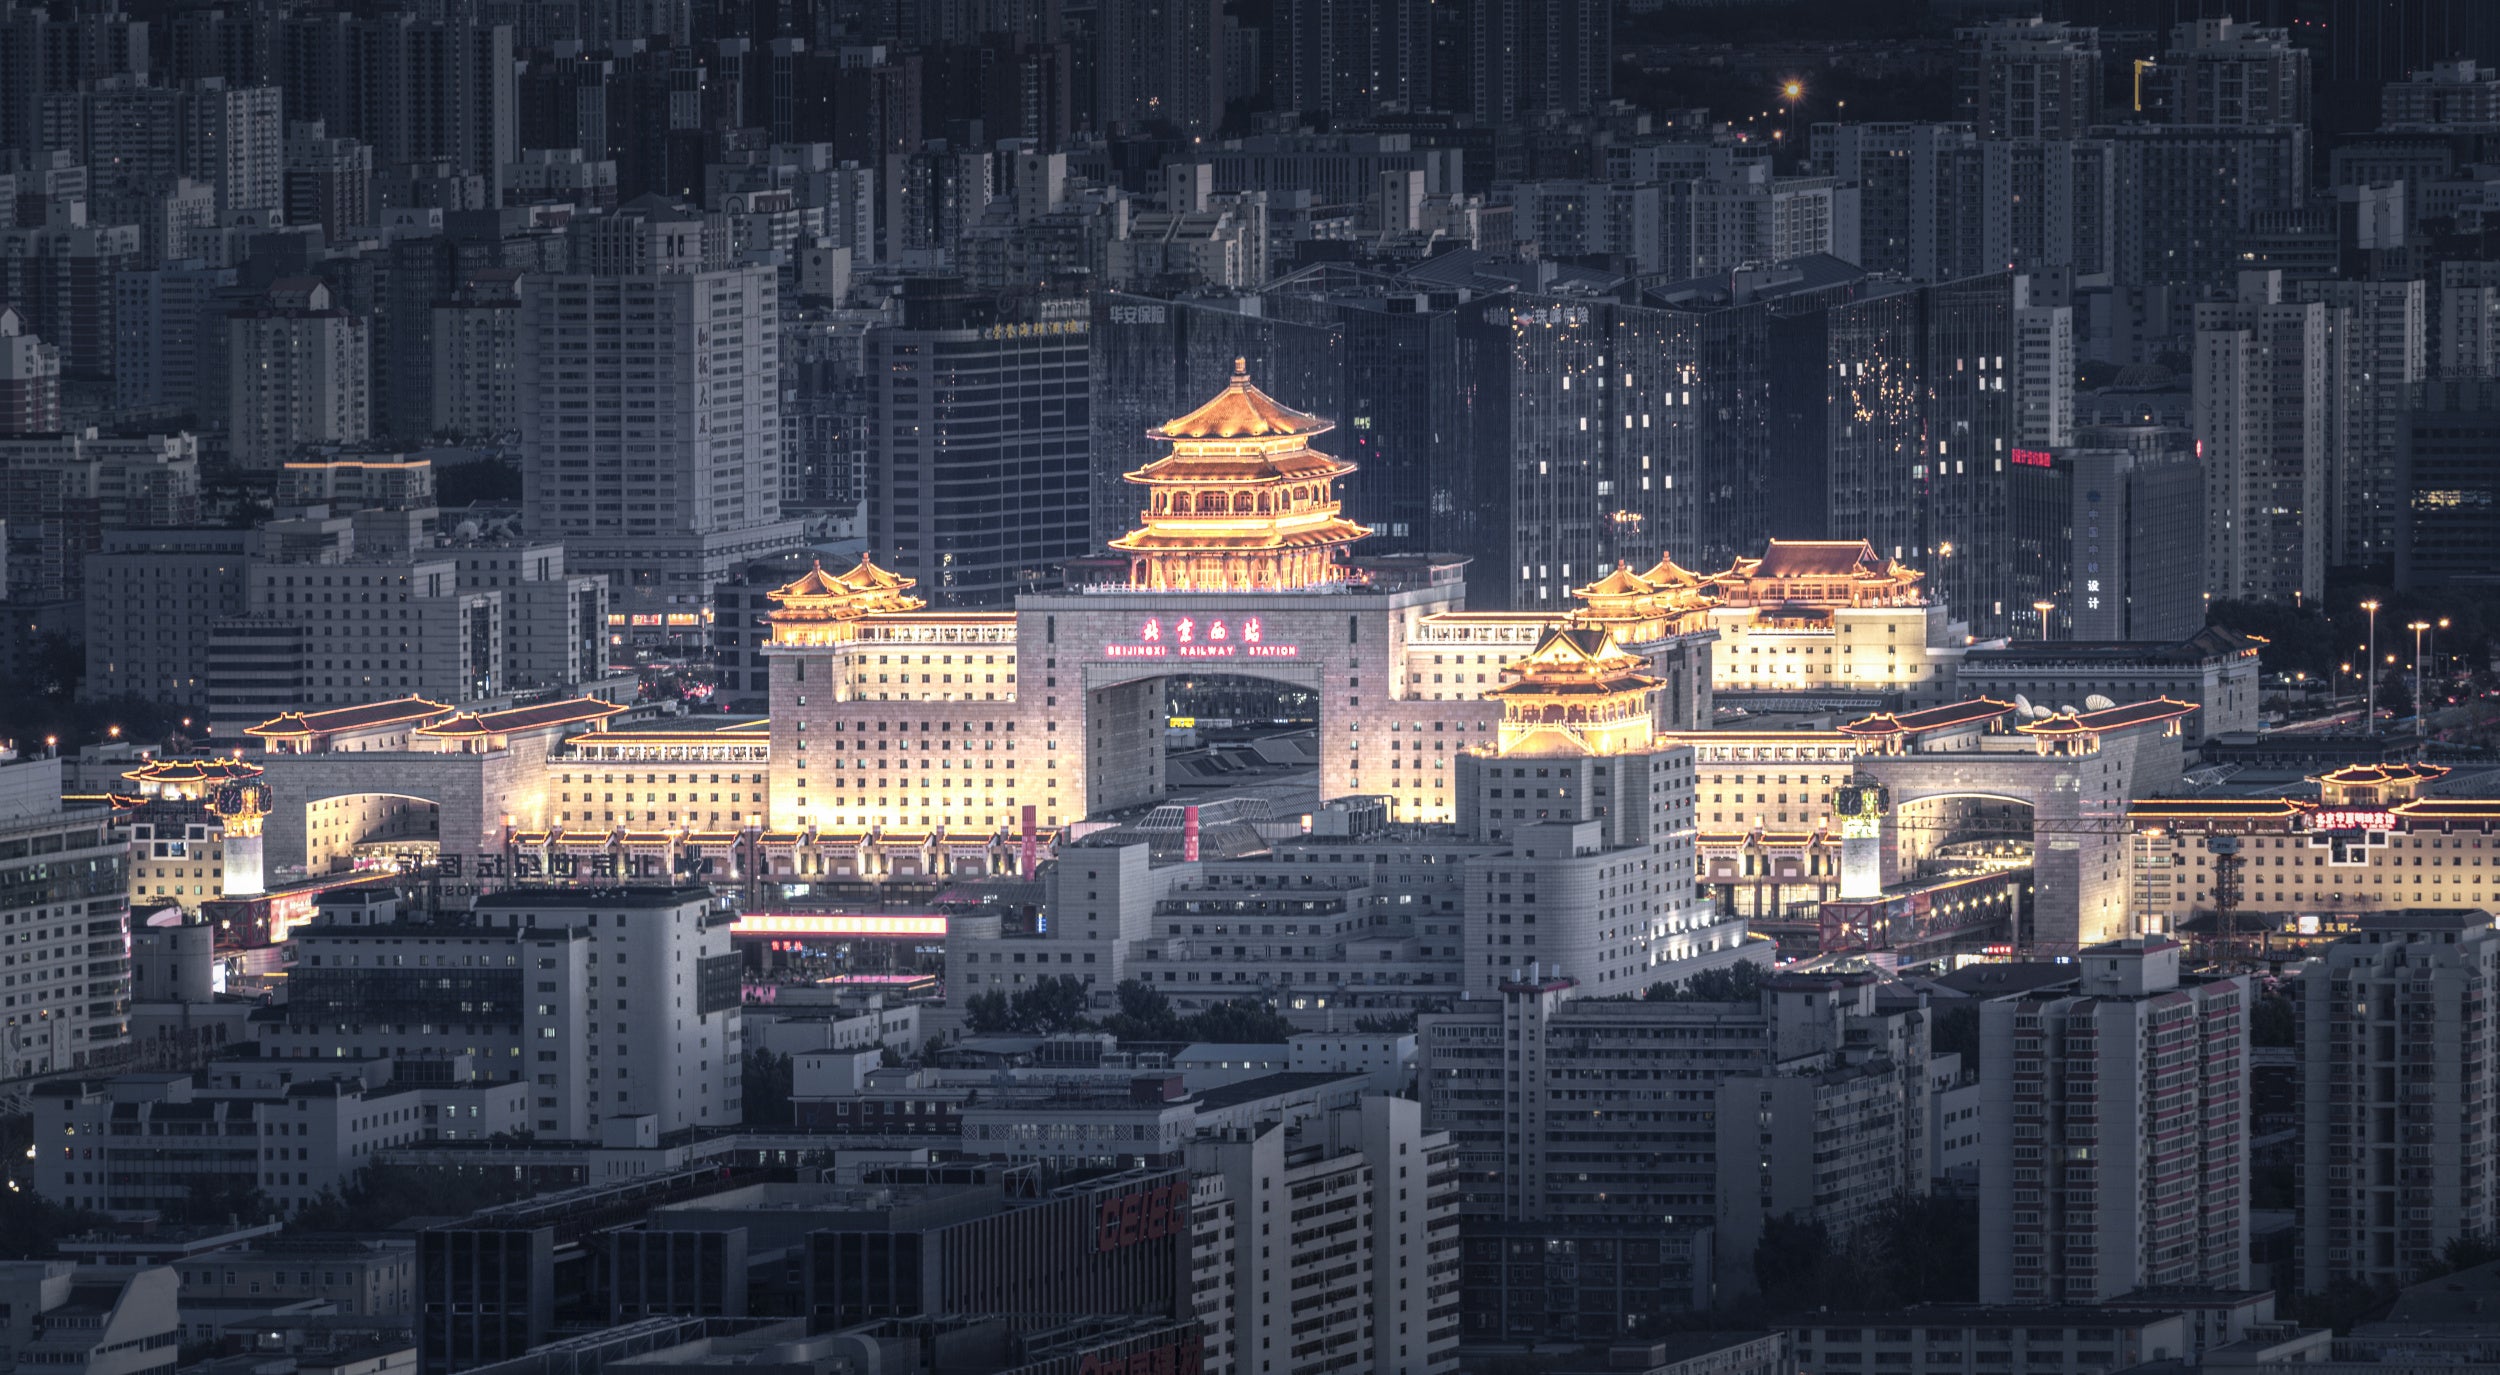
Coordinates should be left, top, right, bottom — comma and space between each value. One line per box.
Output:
301, 792, 440, 875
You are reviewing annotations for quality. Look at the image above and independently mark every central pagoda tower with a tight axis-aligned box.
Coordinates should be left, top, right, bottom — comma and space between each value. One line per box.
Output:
1108, 360, 1371, 591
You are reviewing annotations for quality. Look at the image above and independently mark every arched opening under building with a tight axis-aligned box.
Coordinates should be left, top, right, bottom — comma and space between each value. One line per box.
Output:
302, 792, 440, 875
1160, 672, 1325, 818
1819, 792, 2033, 960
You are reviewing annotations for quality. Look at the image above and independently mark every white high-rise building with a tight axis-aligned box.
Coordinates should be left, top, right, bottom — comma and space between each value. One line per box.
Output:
0, 751, 131, 1079
2301, 910, 2500, 1293
2015, 296, 2075, 449
521, 198, 801, 655
264, 886, 744, 1138
2193, 270, 2337, 605
1977, 937, 2250, 1305
1186, 1096, 1460, 1375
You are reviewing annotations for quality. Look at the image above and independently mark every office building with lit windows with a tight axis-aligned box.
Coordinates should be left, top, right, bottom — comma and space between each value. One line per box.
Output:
520, 199, 803, 656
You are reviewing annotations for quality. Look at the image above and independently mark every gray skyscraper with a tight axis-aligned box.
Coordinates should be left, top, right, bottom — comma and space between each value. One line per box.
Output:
863, 280, 1093, 606
519, 198, 801, 656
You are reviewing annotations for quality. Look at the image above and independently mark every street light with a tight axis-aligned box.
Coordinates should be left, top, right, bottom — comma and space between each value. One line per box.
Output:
2362, 600, 2382, 730
2411, 621, 2432, 730
2032, 600, 2056, 641
2436, 618, 2451, 686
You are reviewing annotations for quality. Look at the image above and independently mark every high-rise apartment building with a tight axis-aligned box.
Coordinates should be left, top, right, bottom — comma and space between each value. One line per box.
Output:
1956, 18, 2101, 139
0, 750, 130, 1080
226, 277, 371, 469
1978, 938, 2250, 1304
1466, 0, 1612, 120
1420, 965, 1929, 1294
2193, 271, 2337, 605
81, 527, 251, 706
2163, 19, 2311, 127
1980, 138, 2115, 280
114, 259, 234, 418
2105, 124, 2309, 296
1274, 0, 1433, 124
429, 269, 523, 440
520, 199, 801, 654
862, 279, 1091, 606
2380, 61, 2500, 132
2435, 260, 2500, 378
1095, 0, 1222, 136
2397, 379, 2500, 589
0, 305, 60, 436
283, 119, 373, 235
2300, 910, 2500, 1293
1187, 1096, 1461, 1375
1812, 123, 1983, 284
2294, 277, 2426, 568
266, 886, 744, 1138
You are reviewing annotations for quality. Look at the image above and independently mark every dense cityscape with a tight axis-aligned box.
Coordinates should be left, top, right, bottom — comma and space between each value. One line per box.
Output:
7, 1, 2500, 1375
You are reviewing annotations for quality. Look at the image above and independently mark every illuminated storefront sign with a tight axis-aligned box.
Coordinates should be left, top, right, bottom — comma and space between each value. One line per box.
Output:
2307, 809, 2396, 833
1102, 616, 1301, 660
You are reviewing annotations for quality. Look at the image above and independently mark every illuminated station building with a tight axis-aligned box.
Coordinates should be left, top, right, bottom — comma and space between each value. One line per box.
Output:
758, 361, 1716, 844
210, 369, 2223, 985
2127, 763, 2500, 939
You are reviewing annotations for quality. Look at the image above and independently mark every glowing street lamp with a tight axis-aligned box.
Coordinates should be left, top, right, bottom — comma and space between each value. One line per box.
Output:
2362, 599, 2381, 730
2411, 621, 2432, 728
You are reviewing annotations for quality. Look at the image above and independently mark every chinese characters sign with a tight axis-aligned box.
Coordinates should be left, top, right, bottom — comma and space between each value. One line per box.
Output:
1102, 616, 1301, 660
2306, 809, 2396, 833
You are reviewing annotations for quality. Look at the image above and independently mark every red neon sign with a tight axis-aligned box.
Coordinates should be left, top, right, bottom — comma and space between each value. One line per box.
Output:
2011, 448, 2054, 468
2307, 809, 2396, 834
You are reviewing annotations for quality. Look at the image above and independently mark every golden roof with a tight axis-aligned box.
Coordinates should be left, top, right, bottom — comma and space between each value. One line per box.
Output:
767, 553, 926, 619
122, 758, 263, 785
1575, 563, 1657, 601
1636, 551, 1709, 587
1489, 627, 1662, 696
1155, 360, 1331, 440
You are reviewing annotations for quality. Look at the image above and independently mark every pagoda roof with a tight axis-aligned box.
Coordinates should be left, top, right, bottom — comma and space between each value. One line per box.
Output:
1838, 698, 2014, 737
2014, 698, 2199, 736
1154, 360, 1332, 440
122, 758, 263, 785
1109, 518, 1371, 553
1635, 551, 1710, 587
1747, 539, 1894, 578
2316, 761, 2450, 786
1575, 563, 1656, 600
247, 697, 452, 737
771, 553, 917, 602
1126, 450, 1353, 484
1489, 626, 1661, 696
417, 699, 624, 738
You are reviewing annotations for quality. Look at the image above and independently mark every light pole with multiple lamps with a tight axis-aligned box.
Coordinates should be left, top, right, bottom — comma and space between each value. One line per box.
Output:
2362, 600, 2382, 730
2032, 600, 2056, 641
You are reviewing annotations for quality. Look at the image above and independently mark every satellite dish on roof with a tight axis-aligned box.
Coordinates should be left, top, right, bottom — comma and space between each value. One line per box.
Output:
2084, 694, 2115, 711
